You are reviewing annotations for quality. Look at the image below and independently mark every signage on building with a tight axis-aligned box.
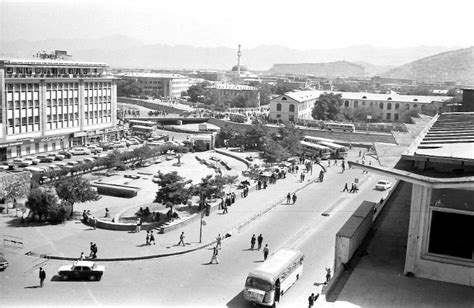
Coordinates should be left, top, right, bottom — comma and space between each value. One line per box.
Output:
73, 132, 87, 137
0, 141, 23, 148
40, 136, 65, 142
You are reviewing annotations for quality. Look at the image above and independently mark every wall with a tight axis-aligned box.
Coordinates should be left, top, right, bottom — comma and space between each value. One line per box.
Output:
118, 97, 184, 114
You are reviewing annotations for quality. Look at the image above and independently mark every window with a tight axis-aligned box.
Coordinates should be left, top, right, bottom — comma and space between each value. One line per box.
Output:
289, 115, 294, 122
387, 103, 392, 110
379, 103, 384, 109
289, 104, 295, 112
276, 103, 282, 111
344, 101, 349, 107
354, 101, 358, 108
386, 113, 391, 120
394, 114, 399, 121
281, 97, 287, 101
413, 104, 418, 109
405, 104, 410, 109
395, 103, 400, 109
35, 143, 40, 153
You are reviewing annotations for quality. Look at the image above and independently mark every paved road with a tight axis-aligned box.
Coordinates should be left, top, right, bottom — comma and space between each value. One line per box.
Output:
0, 151, 391, 306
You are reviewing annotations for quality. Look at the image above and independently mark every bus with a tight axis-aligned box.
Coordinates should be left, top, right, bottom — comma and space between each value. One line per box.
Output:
323, 122, 355, 132
300, 141, 331, 160
303, 136, 348, 159
243, 248, 304, 306
229, 113, 248, 123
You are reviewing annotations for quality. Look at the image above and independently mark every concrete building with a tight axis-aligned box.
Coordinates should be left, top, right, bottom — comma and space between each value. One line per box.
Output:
269, 90, 452, 123
121, 73, 190, 99
353, 112, 474, 286
206, 83, 260, 108
0, 58, 119, 162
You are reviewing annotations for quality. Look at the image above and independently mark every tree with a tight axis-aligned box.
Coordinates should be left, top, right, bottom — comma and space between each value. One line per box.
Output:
343, 106, 383, 122
26, 187, 58, 220
274, 124, 303, 156
231, 95, 248, 108
275, 84, 293, 95
154, 171, 192, 215
400, 108, 421, 123
117, 79, 142, 97
54, 177, 101, 217
262, 140, 290, 164
312, 93, 342, 120
3, 175, 30, 214
242, 120, 268, 150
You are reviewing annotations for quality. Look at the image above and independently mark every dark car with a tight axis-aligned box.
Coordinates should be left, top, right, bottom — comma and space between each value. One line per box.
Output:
57, 150, 72, 159
0, 254, 9, 271
58, 261, 105, 281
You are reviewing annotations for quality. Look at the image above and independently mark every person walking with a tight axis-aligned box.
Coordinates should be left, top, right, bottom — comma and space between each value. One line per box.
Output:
209, 246, 219, 264
178, 232, 185, 246
149, 231, 156, 245
250, 234, 256, 250
263, 244, 269, 260
89, 242, 95, 258
146, 231, 150, 246
286, 193, 291, 204
325, 267, 332, 283
257, 234, 263, 250
342, 183, 349, 192
91, 243, 98, 259
222, 203, 228, 214
292, 193, 297, 204
216, 234, 222, 250
308, 293, 315, 308
39, 267, 46, 288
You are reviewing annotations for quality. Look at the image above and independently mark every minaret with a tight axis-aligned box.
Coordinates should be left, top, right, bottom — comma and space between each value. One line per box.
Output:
237, 44, 241, 80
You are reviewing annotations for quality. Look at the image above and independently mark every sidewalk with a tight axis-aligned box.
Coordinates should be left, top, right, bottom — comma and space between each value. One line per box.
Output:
18, 162, 327, 261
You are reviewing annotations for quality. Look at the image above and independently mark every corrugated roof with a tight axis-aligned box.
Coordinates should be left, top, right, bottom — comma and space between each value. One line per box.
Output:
1, 58, 107, 67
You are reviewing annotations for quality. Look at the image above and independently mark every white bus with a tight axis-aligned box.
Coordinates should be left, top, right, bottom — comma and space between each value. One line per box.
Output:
324, 122, 355, 132
303, 136, 349, 159
300, 141, 331, 160
243, 248, 304, 306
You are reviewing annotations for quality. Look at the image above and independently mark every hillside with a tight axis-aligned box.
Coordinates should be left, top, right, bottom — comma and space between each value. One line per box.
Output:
267, 61, 365, 77
383, 47, 474, 84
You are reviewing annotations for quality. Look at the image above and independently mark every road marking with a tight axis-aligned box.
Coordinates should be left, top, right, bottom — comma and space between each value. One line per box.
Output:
322, 197, 347, 216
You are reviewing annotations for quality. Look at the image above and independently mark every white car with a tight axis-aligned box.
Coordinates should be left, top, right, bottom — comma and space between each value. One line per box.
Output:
24, 156, 41, 165
375, 180, 392, 191
12, 158, 32, 167
70, 147, 91, 155
48, 153, 65, 161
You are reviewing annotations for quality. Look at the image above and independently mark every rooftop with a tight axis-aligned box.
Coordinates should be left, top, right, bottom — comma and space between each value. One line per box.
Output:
1, 58, 107, 67
403, 112, 474, 163
120, 72, 187, 79
206, 83, 258, 91
281, 90, 452, 104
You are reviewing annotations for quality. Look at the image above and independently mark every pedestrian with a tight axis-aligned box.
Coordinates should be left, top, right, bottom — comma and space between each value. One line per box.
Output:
292, 193, 297, 204
308, 293, 315, 308
149, 231, 156, 245
257, 234, 263, 250
263, 244, 269, 260
82, 210, 88, 223
326, 267, 332, 283
91, 243, 98, 259
250, 234, 256, 250
220, 197, 224, 210
334, 159, 338, 166
79, 252, 85, 260
231, 192, 236, 204
146, 231, 150, 245
263, 181, 267, 189
342, 183, 349, 192
178, 232, 185, 246
209, 246, 219, 264
89, 242, 94, 258
39, 267, 46, 288
286, 193, 291, 204
295, 165, 299, 173
350, 183, 355, 193
216, 234, 222, 249
136, 217, 141, 233
222, 203, 228, 214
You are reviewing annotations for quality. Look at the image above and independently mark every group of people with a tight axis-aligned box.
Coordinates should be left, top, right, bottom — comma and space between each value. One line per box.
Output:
285, 193, 298, 205
342, 182, 359, 193
145, 230, 156, 245
220, 192, 236, 214
249, 234, 269, 260
256, 179, 268, 190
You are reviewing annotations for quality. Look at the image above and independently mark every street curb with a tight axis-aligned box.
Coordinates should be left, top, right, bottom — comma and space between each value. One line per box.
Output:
38, 240, 218, 262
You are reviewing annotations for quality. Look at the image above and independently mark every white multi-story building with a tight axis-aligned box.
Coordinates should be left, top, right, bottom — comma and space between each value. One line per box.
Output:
269, 90, 452, 123
121, 73, 190, 99
0, 58, 120, 162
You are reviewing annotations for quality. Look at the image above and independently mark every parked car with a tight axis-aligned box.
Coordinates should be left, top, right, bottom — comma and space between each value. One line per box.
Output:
12, 158, 33, 167
70, 147, 91, 155
36, 155, 54, 163
67, 161, 80, 167
24, 156, 40, 165
48, 153, 65, 161
48, 164, 62, 171
0, 254, 9, 271
58, 261, 105, 281
92, 153, 108, 159
87, 145, 103, 154
57, 150, 72, 159
83, 157, 96, 163
375, 180, 392, 191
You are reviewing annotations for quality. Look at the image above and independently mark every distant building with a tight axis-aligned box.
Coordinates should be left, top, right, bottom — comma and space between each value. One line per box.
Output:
0, 58, 119, 162
268, 90, 452, 123
121, 73, 190, 98
461, 88, 474, 111
206, 83, 260, 107
353, 112, 474, 286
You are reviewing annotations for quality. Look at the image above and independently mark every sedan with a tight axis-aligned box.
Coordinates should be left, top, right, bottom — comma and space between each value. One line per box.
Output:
70, 147, 91, 155
57, 150, 72, 159
0, 254, 8, 271
13, 158, 33, 167
24, 156, 41, 165
375, 180, 392, 191
48, 153, 65, 161
58, 261, 105, 281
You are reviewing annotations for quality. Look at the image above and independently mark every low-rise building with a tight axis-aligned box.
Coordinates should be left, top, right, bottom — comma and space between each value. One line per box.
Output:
121, 73, 190, 99
206, 83, 260, 108
269, 90, 452, 123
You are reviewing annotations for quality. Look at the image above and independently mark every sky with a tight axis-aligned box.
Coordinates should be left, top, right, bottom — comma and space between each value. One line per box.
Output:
1, 0, 473, 50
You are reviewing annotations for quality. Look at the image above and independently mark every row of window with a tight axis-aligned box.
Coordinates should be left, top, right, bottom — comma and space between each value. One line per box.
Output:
342, 100, 423, 110
84, 110, 112, 119
6, 84, 40, 91
84, 82, 111, 89
46, 113, 79, 122
7, 100, 40, 109
7, 116, 41, 127
46, 83, 80, 90
276, 103, 295, 112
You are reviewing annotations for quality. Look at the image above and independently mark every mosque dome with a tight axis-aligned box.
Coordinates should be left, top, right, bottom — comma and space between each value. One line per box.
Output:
231, 65, 248, 72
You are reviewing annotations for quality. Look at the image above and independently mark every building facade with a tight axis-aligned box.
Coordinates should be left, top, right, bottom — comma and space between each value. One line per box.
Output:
206, 83, 260, 108
0, 58, 119, 162
269, 90, 452, 123
121, 73, 190, 98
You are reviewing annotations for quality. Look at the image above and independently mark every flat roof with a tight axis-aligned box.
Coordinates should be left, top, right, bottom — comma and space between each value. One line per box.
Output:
206, 83, 258, 91
120, 72, 187, 79
281, 90, 451, 104
403, 112, 474, 162
1, 58, 107, 67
